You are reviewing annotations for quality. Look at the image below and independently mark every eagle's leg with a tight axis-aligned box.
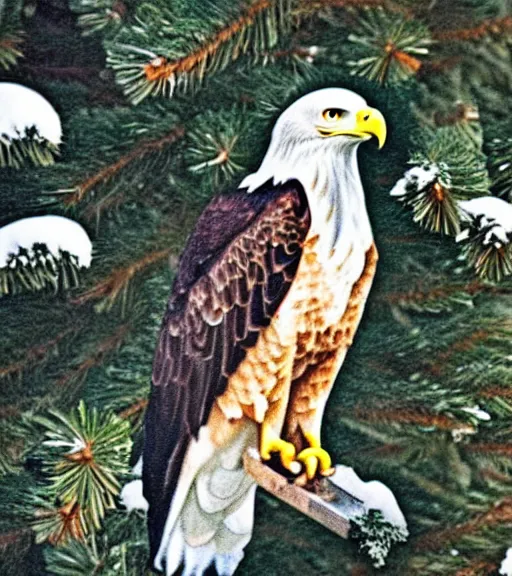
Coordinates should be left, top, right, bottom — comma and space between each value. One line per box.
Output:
296, 431, 335, 479
259, 343, 302, 475
288, 244, 379, 481
288, 351, 346, 480
260, 421, 301, 475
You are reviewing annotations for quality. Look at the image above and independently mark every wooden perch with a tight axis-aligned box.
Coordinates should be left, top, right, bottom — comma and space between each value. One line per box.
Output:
243, 449, 365, 538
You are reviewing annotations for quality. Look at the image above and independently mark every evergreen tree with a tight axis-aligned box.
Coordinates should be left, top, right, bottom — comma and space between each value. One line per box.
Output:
0, 0, 511, 574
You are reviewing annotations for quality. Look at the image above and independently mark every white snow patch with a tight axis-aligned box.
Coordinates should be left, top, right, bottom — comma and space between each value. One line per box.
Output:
0, 215, 92, 268
389, 165, 439, 198
458, 197, 512, 231
131, 456, 143, 477
330, 465, 407, 530
120, 479, 149, 513
0, 83, 62, 144
460, 405, 491, 421
500, 548, 512, 576
457, 197, 512, 248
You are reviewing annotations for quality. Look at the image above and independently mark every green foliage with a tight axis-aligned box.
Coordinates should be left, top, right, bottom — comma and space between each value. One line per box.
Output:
457, 208, 512, 282
0, 246, 83, 297
32, 401, 132, 538
347, 8, 431, 86
69, 0, 132, 38
351, 510, 409, 568
390, 126, 489, 235
487, 135, 512, 201
0, 129, 60, 169
185, 109, 247, 187
43, 510, 149, 576
0, 0, 24, 70
44, 538, 106, 576
105, 0, 293, 104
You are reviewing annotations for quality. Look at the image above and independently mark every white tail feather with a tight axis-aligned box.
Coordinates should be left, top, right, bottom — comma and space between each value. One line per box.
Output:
155, 421, 258, 576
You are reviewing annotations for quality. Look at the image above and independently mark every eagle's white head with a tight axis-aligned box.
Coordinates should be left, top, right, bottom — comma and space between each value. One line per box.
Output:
240, 87, 387, 256
240, 87, 386, 193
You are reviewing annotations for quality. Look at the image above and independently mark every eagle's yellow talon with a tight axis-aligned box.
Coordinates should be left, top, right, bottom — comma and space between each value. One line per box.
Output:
296, 447, 332, 479
260, 423, 301, 474
296, 432, 333, 480
304, 431, 321, 449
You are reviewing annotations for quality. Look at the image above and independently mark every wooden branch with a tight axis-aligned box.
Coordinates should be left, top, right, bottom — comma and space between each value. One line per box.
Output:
244, 450, 364, 538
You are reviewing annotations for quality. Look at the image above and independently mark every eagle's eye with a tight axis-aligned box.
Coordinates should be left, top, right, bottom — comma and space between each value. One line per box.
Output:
322, 108, 346, 122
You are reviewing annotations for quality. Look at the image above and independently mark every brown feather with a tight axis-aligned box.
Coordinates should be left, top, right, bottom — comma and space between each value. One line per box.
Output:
143, 179, 310, 561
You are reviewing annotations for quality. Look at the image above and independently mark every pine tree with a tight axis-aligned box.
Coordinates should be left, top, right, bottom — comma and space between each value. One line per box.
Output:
0, 0, 511, 574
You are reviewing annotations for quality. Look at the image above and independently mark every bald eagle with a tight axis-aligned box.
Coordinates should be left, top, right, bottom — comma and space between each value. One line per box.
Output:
142, 88, 387, 575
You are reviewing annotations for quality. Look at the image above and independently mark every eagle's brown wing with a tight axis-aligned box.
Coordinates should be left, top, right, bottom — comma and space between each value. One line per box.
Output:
143, 179, 310, 561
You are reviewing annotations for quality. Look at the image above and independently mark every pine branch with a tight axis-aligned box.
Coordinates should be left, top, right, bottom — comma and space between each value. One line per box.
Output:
70, 0, 128, 38
454, 561, 498, 576
383, 280, 512, 306
55, 324, 131, 390
414, 498, 512, 552
64, 126, 185, 206
0, 31, 23, 70
142, 0, 276, 77
0, 324, 132, 424
0, 528, 31, 549
427, 329, 493, 377
0, 0, 24, 71
350, 405, 470, 432
399, 469, 470, 508
346, 7, 431, 85
107, 0, 292, 104
32, 401, 132, 539
295, 0, 410, 15
433, 16, 512, 42
33, 499, 88, 546
71, 248, 173, 308
0, 327, 77, 380
0, 132, 60, 169
479, 386, 512, 399
389, 128, 490, 236
464, 443, 512, 457
118, 398, 148, 420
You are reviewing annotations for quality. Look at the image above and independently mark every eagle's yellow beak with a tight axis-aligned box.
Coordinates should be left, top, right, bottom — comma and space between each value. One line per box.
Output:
317, 107, 387, 149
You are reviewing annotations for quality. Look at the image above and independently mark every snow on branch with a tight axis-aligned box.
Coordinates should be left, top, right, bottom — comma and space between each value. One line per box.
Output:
0, 83, 61, 168
456, 197, 512, 282
0, 215, 92, 296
